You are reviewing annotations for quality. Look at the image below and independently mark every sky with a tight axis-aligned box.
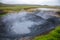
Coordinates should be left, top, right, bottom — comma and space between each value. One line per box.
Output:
0, 0, 60, 6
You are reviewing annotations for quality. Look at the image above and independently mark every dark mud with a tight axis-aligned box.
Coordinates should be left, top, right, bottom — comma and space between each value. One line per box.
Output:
0, 10, 60, 40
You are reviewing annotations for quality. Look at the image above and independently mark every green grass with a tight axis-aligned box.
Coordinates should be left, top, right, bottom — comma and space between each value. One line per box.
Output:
0, 6, 39, 13
0, 5, 60, 17
0, 6, 37, 11
0, 5, 60, 12
33, 26, 60, 40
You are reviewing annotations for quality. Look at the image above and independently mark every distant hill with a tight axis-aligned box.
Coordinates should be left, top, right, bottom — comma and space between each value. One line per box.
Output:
0, 3, 60, 9
0, 2, 39, 5
0, 3, 8, 6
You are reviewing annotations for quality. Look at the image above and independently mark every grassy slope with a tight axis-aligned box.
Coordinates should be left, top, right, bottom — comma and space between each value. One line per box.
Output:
0, 5, 60, 11
0, 3, 60, 11
33, 26, 60, 40
0, 6, 39, 12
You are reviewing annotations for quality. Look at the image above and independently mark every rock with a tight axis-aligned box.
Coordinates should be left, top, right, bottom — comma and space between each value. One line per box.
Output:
56, 11, 60, 15
0, 10, 7, 16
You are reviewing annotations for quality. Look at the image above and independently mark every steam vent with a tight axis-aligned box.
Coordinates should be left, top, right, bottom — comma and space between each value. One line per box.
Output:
0, 10, 60, 40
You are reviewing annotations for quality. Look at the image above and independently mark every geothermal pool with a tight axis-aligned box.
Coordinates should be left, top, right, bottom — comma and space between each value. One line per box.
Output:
0, 10, 60, 40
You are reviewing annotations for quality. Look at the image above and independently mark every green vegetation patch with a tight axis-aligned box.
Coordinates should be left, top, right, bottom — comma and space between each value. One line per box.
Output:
33, 26, 60, 40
